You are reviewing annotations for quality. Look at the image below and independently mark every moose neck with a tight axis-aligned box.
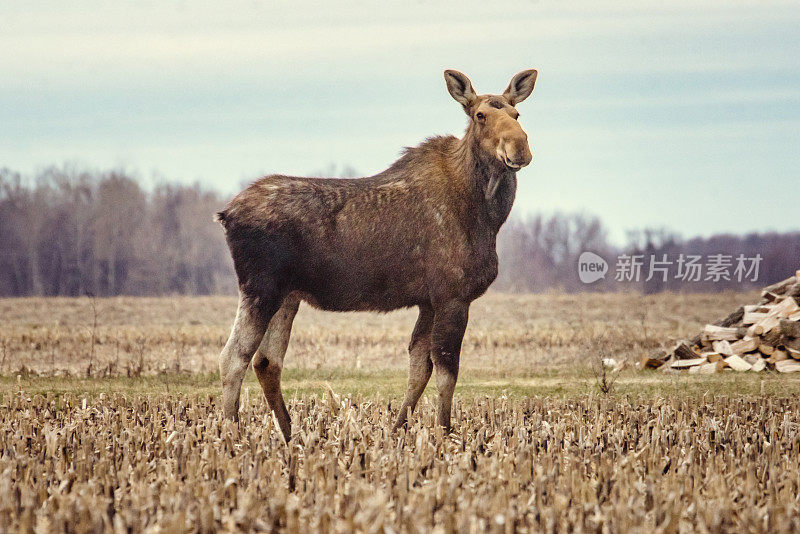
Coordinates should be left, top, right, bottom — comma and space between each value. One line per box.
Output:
453, 123, 518, 233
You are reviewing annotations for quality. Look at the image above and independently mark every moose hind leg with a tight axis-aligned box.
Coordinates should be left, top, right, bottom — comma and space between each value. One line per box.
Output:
431, 300, 469, 432
219, 294, 273, 421
252, 293, 300, 442
393, 305, 434, 430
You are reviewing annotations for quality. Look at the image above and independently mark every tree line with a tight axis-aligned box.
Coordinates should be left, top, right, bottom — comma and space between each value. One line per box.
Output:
1, 166, 797, 296
495, 217, 799, 293
0, 167, 234, 296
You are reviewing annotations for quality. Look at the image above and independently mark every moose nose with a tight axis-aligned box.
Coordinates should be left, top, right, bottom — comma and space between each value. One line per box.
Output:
512, 145, 533, 168
511, 154, 531, 167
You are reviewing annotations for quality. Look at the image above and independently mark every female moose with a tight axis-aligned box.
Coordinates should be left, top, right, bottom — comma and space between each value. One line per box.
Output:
216, 69, 537, 441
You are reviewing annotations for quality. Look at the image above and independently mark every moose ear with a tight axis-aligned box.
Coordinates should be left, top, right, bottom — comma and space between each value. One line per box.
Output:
444, 69, 478, 111
503, 69, 538, 105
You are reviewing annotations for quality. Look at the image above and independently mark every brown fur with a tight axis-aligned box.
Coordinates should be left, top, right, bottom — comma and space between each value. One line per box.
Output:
216, 69, 537, 440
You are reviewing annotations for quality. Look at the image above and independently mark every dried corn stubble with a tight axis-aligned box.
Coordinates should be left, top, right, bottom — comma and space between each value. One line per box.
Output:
2, 393, 800, 532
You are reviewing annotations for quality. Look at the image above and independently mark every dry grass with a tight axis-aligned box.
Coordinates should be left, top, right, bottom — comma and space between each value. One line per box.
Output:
0, 291, 755, 377
4, 291, 800, 532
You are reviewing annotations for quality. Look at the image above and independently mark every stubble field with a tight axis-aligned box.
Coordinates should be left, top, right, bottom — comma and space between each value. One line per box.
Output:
2, 292, 800, 532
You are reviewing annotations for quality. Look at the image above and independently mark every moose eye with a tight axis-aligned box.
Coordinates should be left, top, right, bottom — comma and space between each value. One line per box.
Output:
475, 112, 485, 120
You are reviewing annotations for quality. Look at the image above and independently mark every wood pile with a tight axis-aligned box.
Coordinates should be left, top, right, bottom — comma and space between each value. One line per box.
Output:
645, 271, 800, 373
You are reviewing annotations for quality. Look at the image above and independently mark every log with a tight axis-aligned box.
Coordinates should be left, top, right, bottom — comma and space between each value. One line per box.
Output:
711, 340, 733, 356
786, 283, 800, 298
639, 356, 664, 370
783, 338, 800, 359
690, 362, 718, 374
762, 275, 797, 297
673, 342, 700, 360
716, 306, 745, 327
702, 325, 741, 341
750, 359, 767, 372
761, 292, 780, 304
767, 349, 788, 364
762, 328, 783, 347
742, 311, 768, 325
742, 354, 761, 365
775, 360, 800, 373
751, 316, 780, 336
759, 344, 775, 356
724, 354, 752, 371
779, 319, 800, 338
766, 297, 800, 318
705, 352, 724, 363
670, 358, 707, 369
730, 336, 759, 354
689, 307, 744, 345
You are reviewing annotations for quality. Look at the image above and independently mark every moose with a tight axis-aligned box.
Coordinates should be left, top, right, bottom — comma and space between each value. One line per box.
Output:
216, 69, 537, 441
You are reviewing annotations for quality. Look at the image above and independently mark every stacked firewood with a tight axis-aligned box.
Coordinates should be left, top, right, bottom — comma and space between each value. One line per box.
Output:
644, 271, 800, 373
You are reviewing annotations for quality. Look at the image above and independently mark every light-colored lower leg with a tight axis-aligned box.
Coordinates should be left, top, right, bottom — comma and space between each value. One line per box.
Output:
219, 295, 269, 421
393, 306, 434, 429
253, 293, 300, 442
434, 365, 458, 430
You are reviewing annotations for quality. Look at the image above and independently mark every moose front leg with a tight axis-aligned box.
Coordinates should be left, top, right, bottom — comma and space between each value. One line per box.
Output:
430, 300, 469, 432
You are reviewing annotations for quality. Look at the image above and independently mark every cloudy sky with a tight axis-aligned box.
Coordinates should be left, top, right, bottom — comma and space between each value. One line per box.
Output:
2, 0, 798, 243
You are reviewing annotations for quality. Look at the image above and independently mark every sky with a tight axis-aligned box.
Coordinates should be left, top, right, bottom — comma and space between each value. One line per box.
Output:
1, 0, 799, 244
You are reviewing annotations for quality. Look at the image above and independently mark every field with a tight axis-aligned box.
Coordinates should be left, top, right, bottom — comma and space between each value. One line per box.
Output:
3, 292, 800, 532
